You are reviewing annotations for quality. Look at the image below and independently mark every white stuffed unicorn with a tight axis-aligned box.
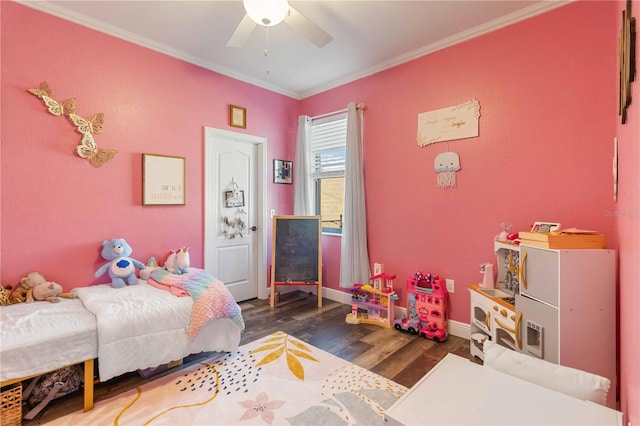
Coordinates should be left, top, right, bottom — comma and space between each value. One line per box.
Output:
163, 247, 190, 275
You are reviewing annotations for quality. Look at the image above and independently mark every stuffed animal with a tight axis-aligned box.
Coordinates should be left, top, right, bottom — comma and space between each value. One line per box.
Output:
19, 272, 77, 303
163, 247, 190, 275
7, 284, 28, 303
95, 238, 145, 288
0, 284, 23, 306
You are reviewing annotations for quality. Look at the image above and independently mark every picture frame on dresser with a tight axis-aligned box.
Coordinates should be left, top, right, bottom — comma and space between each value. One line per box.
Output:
530, 222, 560, 233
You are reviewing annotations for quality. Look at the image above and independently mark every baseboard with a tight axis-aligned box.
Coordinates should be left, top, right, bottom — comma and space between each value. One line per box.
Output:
448, 320, 470, 339
321, 286, 353, 304
320, 287, 471, 340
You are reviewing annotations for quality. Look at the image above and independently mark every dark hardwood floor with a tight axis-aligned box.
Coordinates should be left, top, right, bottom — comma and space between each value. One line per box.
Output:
24, 290, 475, 425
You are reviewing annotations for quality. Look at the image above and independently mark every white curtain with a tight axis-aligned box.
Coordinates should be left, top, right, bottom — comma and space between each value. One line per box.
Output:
293, 115, 314, 216
339, 102, 371, 287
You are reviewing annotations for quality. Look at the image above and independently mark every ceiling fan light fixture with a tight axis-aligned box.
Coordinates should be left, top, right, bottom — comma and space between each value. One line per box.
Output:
243, 0, 289, 27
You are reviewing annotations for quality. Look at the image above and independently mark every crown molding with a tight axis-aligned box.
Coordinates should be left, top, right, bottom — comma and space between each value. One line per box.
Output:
18, 0, 572, 100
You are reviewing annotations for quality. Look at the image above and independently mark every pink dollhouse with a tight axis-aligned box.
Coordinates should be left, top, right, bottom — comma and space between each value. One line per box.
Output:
345, 263, 399, 327
405, 272, 449, 342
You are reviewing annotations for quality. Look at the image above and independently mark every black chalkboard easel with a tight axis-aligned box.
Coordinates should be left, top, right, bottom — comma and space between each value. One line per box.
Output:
270, 215, 322, 308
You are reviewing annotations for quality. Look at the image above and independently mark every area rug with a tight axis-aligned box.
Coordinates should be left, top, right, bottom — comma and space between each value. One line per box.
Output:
48, 331, 408, 425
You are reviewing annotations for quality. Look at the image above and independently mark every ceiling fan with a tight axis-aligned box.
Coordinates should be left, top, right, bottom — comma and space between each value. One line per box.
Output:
227, 0, 333, 48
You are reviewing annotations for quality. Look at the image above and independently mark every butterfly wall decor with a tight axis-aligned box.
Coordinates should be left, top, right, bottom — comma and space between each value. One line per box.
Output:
68, 112, 105, 135
27, 81, 118, 167
28, 81, 77, 116
76, 133, 118, 167
27, 81, 53, 98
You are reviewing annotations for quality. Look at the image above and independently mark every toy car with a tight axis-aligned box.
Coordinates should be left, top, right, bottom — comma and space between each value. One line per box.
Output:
419, 323, 447, 343
394, 314, 421, 335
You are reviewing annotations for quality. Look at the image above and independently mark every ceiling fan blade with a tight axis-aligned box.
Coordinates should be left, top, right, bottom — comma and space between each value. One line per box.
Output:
227, 14, 257, 48
284, 6, 333, 48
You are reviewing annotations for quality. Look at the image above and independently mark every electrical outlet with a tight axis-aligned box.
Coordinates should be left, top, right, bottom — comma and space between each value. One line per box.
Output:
446, 279, 455, 293
270, 209, 276, 218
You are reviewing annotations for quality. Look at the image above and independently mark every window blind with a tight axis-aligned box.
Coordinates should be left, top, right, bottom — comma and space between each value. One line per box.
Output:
310, 113, 347, 179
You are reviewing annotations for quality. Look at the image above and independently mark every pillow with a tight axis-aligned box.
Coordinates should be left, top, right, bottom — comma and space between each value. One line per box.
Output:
483, 341, 610, 405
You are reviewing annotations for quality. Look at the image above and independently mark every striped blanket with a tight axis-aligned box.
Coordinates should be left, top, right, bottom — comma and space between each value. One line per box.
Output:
149, 268, 244, 338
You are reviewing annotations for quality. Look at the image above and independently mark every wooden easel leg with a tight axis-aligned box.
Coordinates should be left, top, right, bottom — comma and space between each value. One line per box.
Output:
270, 284, 275, 308
317, 283, 322, 308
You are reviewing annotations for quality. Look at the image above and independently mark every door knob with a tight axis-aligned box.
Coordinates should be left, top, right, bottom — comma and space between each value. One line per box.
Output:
249, 226, 257, 231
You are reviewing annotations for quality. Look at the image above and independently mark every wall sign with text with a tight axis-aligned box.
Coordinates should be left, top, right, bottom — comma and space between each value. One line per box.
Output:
417, 99, 481, 147
142, 153, 186, 206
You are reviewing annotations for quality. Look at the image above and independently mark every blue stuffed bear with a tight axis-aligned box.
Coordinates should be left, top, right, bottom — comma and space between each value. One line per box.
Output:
95, 238, 145, 288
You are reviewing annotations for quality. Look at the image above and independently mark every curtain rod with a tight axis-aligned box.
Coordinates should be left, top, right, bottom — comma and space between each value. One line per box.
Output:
310, 103, 365, 120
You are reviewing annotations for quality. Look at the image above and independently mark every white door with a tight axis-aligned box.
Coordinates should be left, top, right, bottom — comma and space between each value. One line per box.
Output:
204, 127, 268, 302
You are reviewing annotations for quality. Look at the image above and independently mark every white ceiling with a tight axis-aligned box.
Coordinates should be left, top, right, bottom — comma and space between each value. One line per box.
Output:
20, 0, 569, 99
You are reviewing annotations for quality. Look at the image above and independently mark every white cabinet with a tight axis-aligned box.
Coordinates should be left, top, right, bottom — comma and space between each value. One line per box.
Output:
384, 354, 623, 426
516, 245, 616, 407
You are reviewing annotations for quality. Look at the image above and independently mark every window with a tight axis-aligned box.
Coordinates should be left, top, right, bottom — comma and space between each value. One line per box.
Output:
310, 112, 347, 234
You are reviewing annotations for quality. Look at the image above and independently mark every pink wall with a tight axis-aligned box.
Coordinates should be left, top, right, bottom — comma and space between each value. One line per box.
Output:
0, 2, 297, 289
301, 0, 640, 419
2, 0, 638, 421
303, 1, 618, 324
615, 0, 640, 422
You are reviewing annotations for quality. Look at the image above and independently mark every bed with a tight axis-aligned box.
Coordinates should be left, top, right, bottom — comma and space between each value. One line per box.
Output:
0, 299, 98, 411
0, 268, 244, 412
73, 273, 244, 382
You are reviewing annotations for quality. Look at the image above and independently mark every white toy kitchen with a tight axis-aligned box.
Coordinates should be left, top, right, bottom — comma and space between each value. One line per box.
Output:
468, 236, 617, 407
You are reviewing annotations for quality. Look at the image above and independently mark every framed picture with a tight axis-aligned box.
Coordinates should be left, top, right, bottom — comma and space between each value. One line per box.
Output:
273, 159, 292, 184
619, 0, 636, 124
224, 190, 245, 208
229, 104, 246, 129
530, 222, 561, 233
142, 153, 186, 206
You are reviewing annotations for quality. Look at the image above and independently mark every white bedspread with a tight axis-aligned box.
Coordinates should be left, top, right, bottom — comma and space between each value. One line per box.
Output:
73, 280, 242, 382
0, 299, 97, 382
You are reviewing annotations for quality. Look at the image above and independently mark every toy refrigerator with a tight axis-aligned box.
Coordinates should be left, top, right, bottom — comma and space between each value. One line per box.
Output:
515, 245, 616, 407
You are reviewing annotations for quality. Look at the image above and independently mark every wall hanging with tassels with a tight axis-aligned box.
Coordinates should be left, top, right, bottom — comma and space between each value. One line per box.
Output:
434, 150, 461, 189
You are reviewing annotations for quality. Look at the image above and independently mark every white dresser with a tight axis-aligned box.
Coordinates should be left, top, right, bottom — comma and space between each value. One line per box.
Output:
384, 353, 622, 425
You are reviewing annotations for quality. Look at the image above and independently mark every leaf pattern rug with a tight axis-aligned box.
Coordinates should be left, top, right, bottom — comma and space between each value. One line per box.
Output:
47, 332, 408, 425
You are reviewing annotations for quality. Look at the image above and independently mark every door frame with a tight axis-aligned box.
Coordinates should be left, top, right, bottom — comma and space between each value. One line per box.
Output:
204, 127, 269, 300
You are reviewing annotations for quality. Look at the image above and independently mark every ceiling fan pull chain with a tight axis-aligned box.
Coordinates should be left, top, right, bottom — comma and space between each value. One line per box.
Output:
264, 26, 271, 75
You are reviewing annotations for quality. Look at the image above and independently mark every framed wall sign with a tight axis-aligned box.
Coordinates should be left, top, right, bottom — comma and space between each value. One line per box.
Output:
417, 99, 481, 146
619, 0, 636, 124
273, 159, 292, 184
142, 153, 186, 205
229, 104, 246, 129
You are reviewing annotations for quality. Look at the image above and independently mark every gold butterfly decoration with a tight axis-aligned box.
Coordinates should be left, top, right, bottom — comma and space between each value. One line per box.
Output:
68, 112, 105, 134
28, 81, 76, 116
27, 81, 118, 167
42, 95, 75, 116
27, 81, 52, 98
76, 133, 118, 167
